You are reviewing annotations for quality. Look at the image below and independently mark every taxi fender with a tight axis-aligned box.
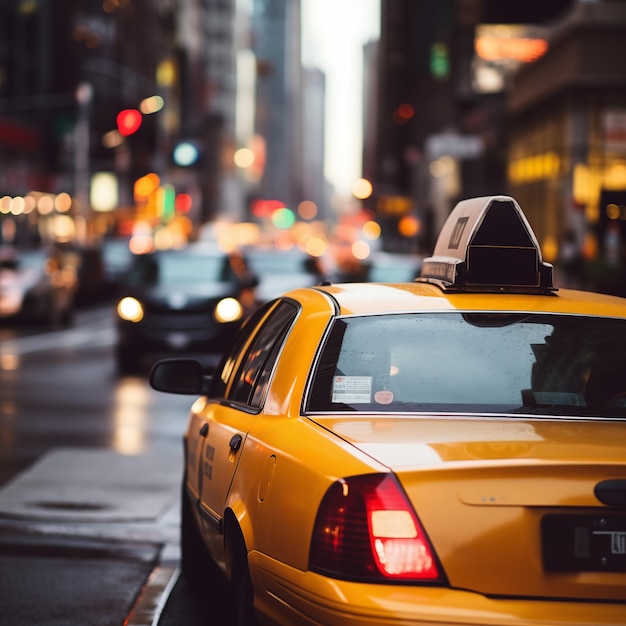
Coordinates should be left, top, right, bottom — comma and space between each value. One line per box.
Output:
222, 442, 257, 576
222, 505, 253, 583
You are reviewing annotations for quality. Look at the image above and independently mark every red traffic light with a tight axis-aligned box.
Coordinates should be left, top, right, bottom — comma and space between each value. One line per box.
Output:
175, 193, 192, 213
116, 109, 142, 136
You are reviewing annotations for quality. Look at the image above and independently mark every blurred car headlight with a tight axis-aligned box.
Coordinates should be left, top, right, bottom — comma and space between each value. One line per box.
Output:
117, 296, 144, 322
214, 297, 243, 323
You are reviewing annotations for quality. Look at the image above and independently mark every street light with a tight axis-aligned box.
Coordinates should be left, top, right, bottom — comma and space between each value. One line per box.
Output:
74, 82, 93, 238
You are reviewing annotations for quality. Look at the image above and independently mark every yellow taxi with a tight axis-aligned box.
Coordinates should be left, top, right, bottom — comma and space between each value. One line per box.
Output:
150, 195, 626, 625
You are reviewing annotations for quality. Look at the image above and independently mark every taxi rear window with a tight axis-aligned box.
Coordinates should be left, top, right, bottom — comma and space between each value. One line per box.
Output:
306, 312, 626, 418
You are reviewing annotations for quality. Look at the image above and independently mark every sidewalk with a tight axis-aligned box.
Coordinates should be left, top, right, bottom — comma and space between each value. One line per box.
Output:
0, 447, 183, 626
0, 447, 181, 524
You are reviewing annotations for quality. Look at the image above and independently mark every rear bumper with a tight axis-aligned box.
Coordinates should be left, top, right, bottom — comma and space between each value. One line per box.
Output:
250, 551, 626, 626
116, 319, 238, 354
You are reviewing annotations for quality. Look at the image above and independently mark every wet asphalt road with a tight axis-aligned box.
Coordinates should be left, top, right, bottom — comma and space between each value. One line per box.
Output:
0, 306, 187, 625
0, 533, 159, 626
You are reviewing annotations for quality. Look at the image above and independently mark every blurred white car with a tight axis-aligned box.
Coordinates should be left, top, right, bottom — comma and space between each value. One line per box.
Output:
0, 247, 78, 326
367, 251, 423, 282
245, 247, 326, 301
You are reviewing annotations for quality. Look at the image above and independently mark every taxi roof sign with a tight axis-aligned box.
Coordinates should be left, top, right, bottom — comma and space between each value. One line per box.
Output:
418, 195, 555, 293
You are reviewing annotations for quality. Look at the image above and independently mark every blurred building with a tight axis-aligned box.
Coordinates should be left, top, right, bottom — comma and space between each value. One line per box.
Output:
0, 0, 82, 245
249, 0, 301, 217
507, 0, 626, 295
301, 67, 327, 218
0, 0, 245, 247
362, 38, 379, 189
369, 0, 575, 253
0, 0, 174, 242
173, 0, 239, 225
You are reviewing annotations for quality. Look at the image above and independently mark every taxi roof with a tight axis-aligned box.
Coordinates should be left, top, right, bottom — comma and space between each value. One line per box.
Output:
315, 281, 626, 318
304, 193, 626, 319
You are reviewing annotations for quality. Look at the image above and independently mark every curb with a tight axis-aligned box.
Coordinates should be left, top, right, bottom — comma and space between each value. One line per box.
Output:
125, 563, 181, 626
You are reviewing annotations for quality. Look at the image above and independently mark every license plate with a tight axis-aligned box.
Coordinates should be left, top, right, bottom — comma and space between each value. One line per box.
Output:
542, 514, 626, 572
167, 332, 189, 348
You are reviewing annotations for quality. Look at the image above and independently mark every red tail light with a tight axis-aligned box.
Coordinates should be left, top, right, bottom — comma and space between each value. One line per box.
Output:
309, 474, 444, 583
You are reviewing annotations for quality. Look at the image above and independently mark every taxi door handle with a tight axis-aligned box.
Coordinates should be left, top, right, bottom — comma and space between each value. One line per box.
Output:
199, 423, 208, 438
229, 434, 242, 452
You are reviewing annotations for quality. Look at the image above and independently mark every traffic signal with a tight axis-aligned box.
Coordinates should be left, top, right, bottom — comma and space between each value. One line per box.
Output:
430, 43, 449, 79
116, 109, 142, 136
175, 193, 192, 213
159, 184, 176, 222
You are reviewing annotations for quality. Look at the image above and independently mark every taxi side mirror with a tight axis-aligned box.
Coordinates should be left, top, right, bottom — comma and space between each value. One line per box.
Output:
149, 358, 212, 395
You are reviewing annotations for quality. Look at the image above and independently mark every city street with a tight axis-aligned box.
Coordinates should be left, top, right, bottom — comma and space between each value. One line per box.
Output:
0, 306, 210, 625
2, 2, 625, 624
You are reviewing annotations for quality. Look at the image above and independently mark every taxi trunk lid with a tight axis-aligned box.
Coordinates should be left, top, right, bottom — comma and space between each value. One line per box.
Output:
317, 414, 626, 602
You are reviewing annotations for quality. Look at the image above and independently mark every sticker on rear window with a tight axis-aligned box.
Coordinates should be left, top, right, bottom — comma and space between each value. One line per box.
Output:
332, 376, 372, 403
374, 390, 394, 404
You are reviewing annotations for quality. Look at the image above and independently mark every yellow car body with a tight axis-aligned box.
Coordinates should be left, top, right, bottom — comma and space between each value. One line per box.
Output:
151, 196, 626, 625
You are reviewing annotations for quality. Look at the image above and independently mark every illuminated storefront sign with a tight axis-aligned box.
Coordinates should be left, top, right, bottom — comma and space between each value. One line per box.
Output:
473, 25, 549, 93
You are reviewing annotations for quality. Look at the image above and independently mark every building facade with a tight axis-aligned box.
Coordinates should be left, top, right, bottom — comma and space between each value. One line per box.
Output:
370, 0, 576, 253
507, 0, 626, 294
0, 0, 241, 245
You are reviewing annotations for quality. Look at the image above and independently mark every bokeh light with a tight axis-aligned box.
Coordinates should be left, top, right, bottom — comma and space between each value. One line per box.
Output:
542, 235, 558, 263
157, 58, 176, 87
134, 173, 160, 200
271, 207, 296, 229
607, 203, 621, 220
51, 215, 76, 242
297, 200, 318, 220
116, 109, 142, 136
234, 147, 255, 168
306, 236, 328, 257
37, 195, 54, 215
91, 172, 118, 212
352, 178, 373, 200
274, 229, 296, 250
175, 193, 192, 213
352, 240, 371, 260
140, 95, 164, 114
9, 197, 25, 216
102, 129, 123, 149
362, 220, 381, 240
394, 103, 415, 124
54, 192, 72, 213
398, 215, 420, 238
173, 142, 200, 167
